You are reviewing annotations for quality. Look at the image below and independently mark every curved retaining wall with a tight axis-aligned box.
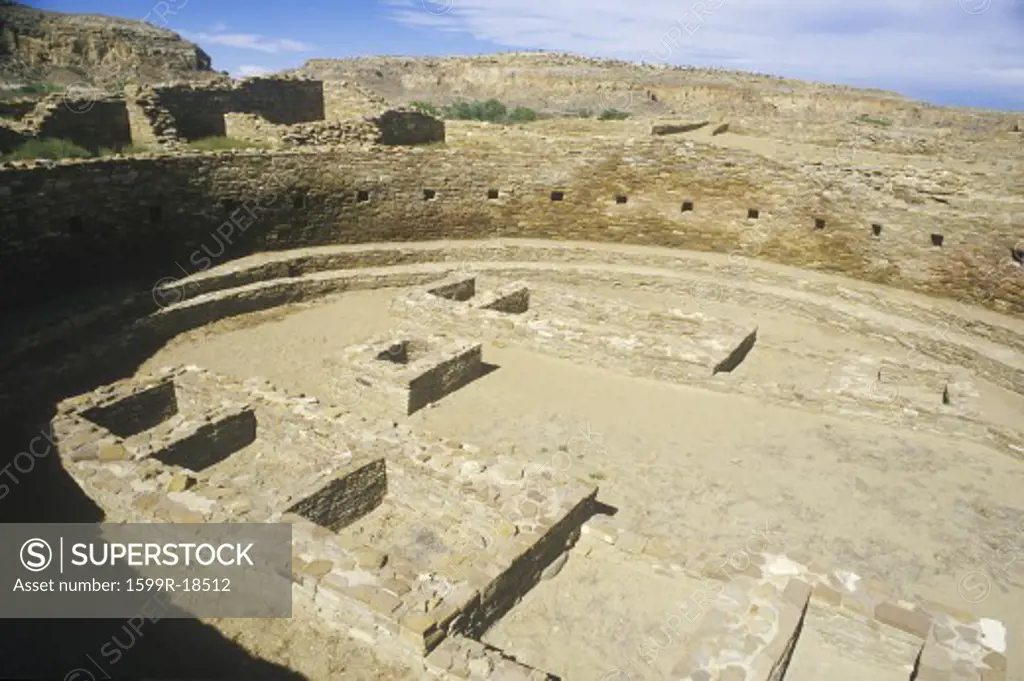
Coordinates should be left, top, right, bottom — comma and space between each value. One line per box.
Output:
1, 142, 1020, 315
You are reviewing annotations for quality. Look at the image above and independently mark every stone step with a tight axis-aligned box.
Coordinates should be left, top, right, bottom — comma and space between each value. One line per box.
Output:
666, 576, 811, 681
784, 600, 920, 681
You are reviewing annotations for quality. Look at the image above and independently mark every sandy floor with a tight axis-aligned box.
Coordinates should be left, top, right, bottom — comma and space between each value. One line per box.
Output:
139, 273, 1024, 679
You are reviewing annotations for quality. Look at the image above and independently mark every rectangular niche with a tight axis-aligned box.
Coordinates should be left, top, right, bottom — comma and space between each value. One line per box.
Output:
681, 201, 694, 212
82, 380, 179, 438
427, 276, 476, 302
284, 459, 387, 532
475, 283, 530, 314
357, 337, 485, 416
150, 407, 257, 471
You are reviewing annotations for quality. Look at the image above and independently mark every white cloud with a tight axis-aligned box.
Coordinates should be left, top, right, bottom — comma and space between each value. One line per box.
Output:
387, 0, 1024, 106
236, 64, 275, 77
184, 31, 315, 54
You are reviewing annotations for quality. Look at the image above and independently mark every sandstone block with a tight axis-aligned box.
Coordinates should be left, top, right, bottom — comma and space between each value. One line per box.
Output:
875, 602, 932, 639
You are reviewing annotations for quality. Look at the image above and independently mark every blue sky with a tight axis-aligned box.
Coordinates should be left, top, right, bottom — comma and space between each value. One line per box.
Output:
27, 0, 1024, 110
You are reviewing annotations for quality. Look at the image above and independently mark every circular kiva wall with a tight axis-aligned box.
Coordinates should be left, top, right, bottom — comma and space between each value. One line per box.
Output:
0, 145, 1020, 316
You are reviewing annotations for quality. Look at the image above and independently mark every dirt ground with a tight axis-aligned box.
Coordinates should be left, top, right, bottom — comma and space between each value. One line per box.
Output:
138, 252, 1024, 680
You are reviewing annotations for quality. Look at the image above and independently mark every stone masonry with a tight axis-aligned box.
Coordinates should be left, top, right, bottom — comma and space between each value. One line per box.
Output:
52, 364, 597, 677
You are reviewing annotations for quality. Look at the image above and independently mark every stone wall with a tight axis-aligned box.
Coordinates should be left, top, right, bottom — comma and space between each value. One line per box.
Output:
0, 122, 28, 153
0, 137, 1020, 315
322, 80, 389, 120
232, 77, 324, 124
31, 97, 132, 152
224, 108, 443, 148
0, 99, 38, 121
0, 94, 132, 153
126, 77, 325, 144
141, 84, 230, 141
224, 112, 378, 147
373, 109, 445, 145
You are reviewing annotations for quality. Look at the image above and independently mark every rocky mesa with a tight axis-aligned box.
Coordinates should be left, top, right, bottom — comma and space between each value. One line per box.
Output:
0, 0, 215, 86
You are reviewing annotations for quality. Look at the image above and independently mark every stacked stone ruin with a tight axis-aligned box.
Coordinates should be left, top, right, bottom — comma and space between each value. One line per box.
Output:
1, 62, 1020, 680
0, 76, 444, 155
44, 269, 1011, 680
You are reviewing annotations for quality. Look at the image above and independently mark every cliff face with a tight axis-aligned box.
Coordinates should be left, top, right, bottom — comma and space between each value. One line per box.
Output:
0, 1, 215, 86
293, 51, 1019, 145
294, 52, 915, 119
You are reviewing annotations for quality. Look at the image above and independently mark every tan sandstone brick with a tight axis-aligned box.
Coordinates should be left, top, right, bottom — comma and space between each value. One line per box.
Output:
874, 602, 932, 639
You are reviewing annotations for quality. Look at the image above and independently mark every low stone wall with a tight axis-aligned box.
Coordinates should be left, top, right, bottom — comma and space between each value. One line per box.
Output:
0, 95, 132, 153
52, 364, 598, 674
224, 109, 442, 148
285, 459, 387, 532
406, 341, 482, 414
147, 406, 257, 471
338, 335, 483, 416
476, 282, 531, 314
81, 379, 178, 437
225, 112, 378, 147
651, 121, 709, 135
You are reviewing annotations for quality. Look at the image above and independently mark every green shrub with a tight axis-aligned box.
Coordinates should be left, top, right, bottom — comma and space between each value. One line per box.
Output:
598, 108, 631, 121
186, 136, 268, 151
1, 138, 93, 161
409, 100, 440, 116
506, 106, 539, 123
442, 99, 506, 122
436, 99, 541, 124
16, 82, 62, 95
97, 143, 152, 157
857, 114, 892, 127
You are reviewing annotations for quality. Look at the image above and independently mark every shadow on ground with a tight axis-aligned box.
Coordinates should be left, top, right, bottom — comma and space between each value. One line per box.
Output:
0, 284, 308, 681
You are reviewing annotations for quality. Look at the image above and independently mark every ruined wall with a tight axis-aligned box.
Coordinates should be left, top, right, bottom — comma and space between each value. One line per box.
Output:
31, 98, 132, 152
0, 140, 1020, 315
373, 110, 445, 146
231, 78, 324, 124
127, 78, 325, 143
143, 85, 230, 141
224, 109, 442, 148
124, 85, 186, 148
322, 80, 389, 121
224, 112, 378, 147
0, 122, 28, 153
0, 95, 132, 153
0, 99, 38, 121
